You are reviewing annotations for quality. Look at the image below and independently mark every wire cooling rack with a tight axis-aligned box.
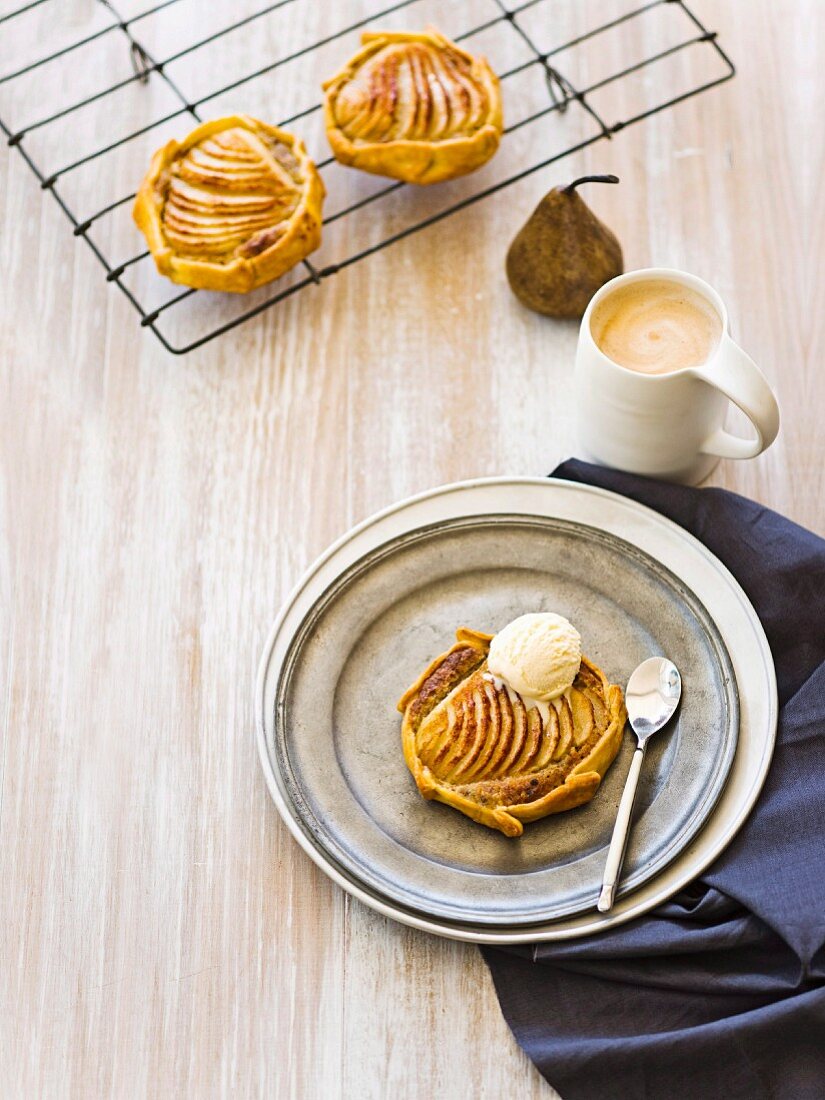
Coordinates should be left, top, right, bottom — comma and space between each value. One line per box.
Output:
0, 0, 733, 354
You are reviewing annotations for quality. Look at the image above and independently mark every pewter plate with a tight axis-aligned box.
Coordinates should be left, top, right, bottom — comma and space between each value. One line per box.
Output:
261, 490, 740, 927
258, 479, 777, 940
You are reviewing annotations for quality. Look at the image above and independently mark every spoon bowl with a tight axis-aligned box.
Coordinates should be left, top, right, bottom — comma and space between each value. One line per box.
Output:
627, 657, 682, 740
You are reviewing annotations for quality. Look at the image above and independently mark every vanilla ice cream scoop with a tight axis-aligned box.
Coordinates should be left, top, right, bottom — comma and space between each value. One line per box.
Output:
487, 612, 581, 701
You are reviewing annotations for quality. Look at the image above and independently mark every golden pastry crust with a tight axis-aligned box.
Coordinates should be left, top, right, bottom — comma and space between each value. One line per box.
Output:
398, 628, 626, 837
323, 28, 503, 185
133, 115, 325, 293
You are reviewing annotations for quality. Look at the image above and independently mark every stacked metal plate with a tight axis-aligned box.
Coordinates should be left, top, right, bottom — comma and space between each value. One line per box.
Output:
256, 479, 777, 942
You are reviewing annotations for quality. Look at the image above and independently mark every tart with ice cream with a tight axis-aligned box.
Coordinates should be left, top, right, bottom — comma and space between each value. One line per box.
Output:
397, 614, 626, 836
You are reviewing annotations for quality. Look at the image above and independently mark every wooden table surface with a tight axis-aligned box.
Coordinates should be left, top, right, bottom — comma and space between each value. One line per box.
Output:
2, 1, 821, 1096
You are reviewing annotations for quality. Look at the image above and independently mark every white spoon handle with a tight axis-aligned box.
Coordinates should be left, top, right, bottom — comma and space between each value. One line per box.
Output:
598, 743, 646, 913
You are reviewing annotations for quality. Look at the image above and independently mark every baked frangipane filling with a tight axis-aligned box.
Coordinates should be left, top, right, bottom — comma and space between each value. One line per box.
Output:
323, 28, 503, 185
398, 628, 626, 837
133, 115, 325, 293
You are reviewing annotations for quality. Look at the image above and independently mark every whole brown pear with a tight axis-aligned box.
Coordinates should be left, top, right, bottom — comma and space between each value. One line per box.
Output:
506, 174, 623, 318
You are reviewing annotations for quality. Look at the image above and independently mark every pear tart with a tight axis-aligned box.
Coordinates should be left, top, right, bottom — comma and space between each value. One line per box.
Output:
398, 629, 626, 837
323, 28, 503, 185
134, 115, 325, 293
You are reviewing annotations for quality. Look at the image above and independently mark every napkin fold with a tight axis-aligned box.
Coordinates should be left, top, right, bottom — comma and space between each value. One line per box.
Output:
481, 460, 825, 1100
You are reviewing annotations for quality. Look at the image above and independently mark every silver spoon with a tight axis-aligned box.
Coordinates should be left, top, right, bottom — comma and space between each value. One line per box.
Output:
597, 656, 682, 913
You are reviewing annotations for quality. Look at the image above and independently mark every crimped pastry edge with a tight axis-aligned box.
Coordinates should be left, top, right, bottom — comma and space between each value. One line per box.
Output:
322, 29, 503, 185
133, 114, 325, 293
398, 628, 627, 837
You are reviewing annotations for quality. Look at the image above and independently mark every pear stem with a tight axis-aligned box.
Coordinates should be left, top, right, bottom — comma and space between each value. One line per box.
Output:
562, 174, 620, 194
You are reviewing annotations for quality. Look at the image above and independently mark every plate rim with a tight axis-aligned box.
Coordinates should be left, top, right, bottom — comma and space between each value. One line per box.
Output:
256, 476, 778, 943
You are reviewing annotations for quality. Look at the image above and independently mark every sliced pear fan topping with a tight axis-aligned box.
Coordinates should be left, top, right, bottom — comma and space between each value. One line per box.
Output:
162, 127, 303, 260
333, 41, 493, 144
419, 670, 610, 788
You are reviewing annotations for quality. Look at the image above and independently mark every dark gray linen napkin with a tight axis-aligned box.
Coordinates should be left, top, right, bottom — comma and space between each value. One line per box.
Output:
481, 459, 825, 1100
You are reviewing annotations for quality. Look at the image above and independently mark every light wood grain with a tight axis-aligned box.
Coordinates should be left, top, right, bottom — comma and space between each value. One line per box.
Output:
1, 1, 822, 1097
